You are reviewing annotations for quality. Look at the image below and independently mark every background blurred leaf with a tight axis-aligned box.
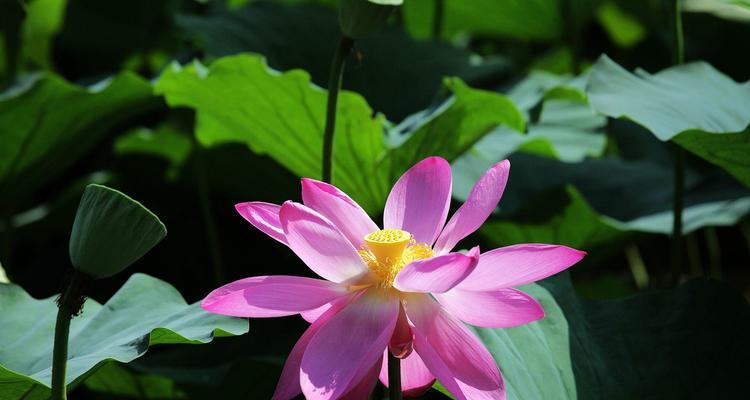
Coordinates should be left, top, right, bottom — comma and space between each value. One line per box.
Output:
20, 0, 67, 69
0, 273, 248, 399
386, 78, 524, 179
402, 0, 562, 41
114, 125, 193, 180
177, 1, 508, 121
481, 186, 623, 249
673, 129, 750, 190
0, 71, 157, 210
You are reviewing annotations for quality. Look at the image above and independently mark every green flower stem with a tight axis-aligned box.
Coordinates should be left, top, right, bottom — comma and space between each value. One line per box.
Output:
51, 305, 72, 400
387, 352, 402, 400
432, 0, 445, 39
322, 36, 354, 184
670, 0, 685, 284
51, 271, 89, 400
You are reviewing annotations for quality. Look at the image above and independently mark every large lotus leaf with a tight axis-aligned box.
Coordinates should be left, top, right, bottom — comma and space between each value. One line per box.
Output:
0, 71, 156, 208
587, 55, 750, 141
155, 54, 524, 213
0, 273, 248, 399
435, 272, 750, 399
176, 1, 507, 123
154, 54, 389, 213
586, 55, 750, 187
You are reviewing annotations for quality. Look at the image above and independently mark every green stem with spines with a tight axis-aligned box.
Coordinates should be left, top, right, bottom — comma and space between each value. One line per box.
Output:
322, 36, 354, 184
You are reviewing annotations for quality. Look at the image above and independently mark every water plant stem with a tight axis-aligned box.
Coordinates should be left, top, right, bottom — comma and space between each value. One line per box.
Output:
51, 305, 72, 400
51, 271, 89, 400
670, 0, 685, 284
387, 352, 402, 400
432, 0, 444, 39
322, 36, 354, 184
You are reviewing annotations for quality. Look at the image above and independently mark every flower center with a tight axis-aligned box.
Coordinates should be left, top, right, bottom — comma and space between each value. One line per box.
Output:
359, 229, 433, 287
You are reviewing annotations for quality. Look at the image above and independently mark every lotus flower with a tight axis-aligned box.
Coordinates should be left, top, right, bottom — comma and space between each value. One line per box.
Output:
202, 157, 585, 400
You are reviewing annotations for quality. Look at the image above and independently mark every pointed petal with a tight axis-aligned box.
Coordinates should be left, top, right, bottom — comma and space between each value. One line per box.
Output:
384, 157, 452, 245
300, 289, 399, 400
272, 294, 354, 400
235, 202, 288, 245
394, 247, 479, 294
458, 244, 586, 291
435, 288, 544, 328
379, 350, 435, 397
280, 201, 369, 283
434, 160, 510, 255
406, 295, 505, 400
201, 276, 347, 318
301, 178, 379, 248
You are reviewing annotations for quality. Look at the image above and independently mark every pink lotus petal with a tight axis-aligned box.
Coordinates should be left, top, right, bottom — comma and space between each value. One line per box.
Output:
384, 157, 452, 245
458, 244, 586, 291
300, 289, 399, 400
394, 247, 479, 294
340, 360, 381, 400
201, 276, 347, 318
389, 305, 414, 359
435, 288, 544, 328
301, 178, 380, 248
434, 160, 510, 255
272, 294, 354, 400
235, 202, 288, 245
379, 350, 435, 397
406, 295, 505, 400
280, 201, 369, 283
300, 294, 355, 323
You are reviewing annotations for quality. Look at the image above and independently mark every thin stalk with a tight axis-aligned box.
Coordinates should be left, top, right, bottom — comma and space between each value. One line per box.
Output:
625, 244, 649, 289
669, 0, 685, 285
432, 0, 445, 39
193, 141, 225, 284
51, 271, 89, 400
322, 36, 354, 184
387, 352, 402, 400
51, 306, 72, 400
672, 0, 684, 65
